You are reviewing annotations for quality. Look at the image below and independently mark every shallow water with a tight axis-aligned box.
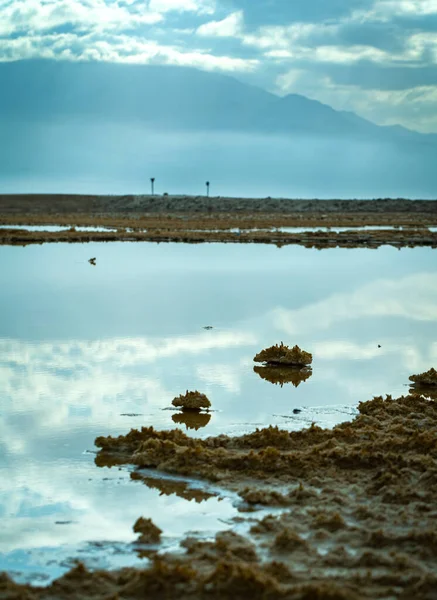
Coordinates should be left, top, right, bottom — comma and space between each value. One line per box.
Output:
1, 225, 436, 234
0, 225, 117, 232
1, 242, 436, 583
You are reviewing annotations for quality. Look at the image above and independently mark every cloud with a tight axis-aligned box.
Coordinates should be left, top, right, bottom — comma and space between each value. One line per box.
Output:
0, 31, 259, 72
274, 272, 437, 335
0, 0, 163, 37
353, 0, 437, 22
197, 10, 243, 37
1, 330, 256, 372
276, 67, 437, 131
1, 0, 437, 130
149, 0, 216, 14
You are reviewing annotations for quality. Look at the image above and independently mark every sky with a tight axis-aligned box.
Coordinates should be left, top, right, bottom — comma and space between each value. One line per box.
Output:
1, 0, 437, 132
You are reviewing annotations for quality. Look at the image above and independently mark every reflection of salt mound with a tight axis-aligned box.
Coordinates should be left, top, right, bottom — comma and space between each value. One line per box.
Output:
172, 412, 212, 430
133, 517, 162, 544
409, 368, 437, 399
254, 343, 312, 367
409, 368, 437, 388
172, 390, 211, 412
409, 386, 437, 400
131, 472, 215, 502
254, 365, 312, 388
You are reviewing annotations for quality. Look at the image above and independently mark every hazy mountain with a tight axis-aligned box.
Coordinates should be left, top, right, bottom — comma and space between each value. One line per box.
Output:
0, 60, 273, 130
0, 60, 436, 198
0, 59, 432, 143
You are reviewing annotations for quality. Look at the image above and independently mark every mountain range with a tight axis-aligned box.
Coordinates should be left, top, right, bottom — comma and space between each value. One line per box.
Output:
0, 59, 433, 144
1, 59, 436, 198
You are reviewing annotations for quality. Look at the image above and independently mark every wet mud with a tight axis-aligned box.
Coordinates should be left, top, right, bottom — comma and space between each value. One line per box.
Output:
2, 392, 437, 598
1, 196, 437, 249
1, 225, 437, 250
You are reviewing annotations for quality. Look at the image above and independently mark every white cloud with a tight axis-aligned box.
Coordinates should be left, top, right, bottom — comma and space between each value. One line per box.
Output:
1, 330, 256, 372
0, 0, 437, 131
196, 362, 242, 393
197, 10, 244, 37
312, 340, 432, 372
274, 273, 437, 335
353, 0, 437, 22
0, 32, 259, 72
276, 67, 437, 132
149, 0, 215, 15
0, 0, 163, 37
242, 22, 338, 51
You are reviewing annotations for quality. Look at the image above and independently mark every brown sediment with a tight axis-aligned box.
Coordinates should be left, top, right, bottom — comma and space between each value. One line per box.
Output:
172, 411, 212, 430
78, 393, 437, 599
409, 368, 437, 387
1, 195, 437, 249
253, 365, 312, 387
3, 391, 437, 600
133, 517, 162, 544
1, 225, 437, 249
254, 344, 312, 368
410, 386, 437, 400
172, 391, 211, 412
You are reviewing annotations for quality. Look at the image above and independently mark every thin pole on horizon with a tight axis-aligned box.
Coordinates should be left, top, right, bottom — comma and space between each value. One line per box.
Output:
151, 177, 155, 195
206, 181, 210, 197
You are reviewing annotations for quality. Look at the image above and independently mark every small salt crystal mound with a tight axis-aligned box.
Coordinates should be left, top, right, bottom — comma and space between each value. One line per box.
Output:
172, 390, 211, 412
133, 517, 162, 544
409, 368, 437, 388
254, 343, 312, 368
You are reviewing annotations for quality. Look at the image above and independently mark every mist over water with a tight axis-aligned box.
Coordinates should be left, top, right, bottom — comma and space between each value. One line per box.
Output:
1, 118, 435, 198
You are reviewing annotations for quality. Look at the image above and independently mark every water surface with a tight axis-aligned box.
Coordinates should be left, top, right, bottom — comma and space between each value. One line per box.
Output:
1, 242, 436, 583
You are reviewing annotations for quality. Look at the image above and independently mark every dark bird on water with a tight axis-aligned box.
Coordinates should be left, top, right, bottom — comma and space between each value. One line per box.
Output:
89, 257, 96, 266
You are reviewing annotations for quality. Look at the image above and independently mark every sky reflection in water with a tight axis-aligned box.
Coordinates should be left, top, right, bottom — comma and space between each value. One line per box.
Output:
1, 242, 436, 583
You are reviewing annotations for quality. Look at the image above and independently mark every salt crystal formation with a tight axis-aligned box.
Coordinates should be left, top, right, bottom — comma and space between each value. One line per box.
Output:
409, 368, 437, 387
254, 343, 312, 368
172, 390, 211, 412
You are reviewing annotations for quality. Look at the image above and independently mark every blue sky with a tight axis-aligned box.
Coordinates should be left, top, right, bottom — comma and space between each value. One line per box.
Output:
1, 0, 437, 132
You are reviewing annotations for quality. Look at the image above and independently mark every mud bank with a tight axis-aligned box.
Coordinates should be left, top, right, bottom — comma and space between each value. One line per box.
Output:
3, 393, 434, 598
1, 225, 437, 249
1, 195, 437, 248
1, 194, 437, 217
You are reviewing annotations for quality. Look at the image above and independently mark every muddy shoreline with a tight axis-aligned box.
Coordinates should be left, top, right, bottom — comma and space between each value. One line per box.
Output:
2, 392, 437, 599
1, 194, 437, 215
1, 195, 437, 248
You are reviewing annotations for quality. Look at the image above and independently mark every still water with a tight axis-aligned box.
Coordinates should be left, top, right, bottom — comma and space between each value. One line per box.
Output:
1, 242, 436, 583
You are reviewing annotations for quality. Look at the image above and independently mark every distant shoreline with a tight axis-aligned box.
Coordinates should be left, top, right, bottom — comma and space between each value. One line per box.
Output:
1, 194, 436, 249
1, 194, 436, 216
